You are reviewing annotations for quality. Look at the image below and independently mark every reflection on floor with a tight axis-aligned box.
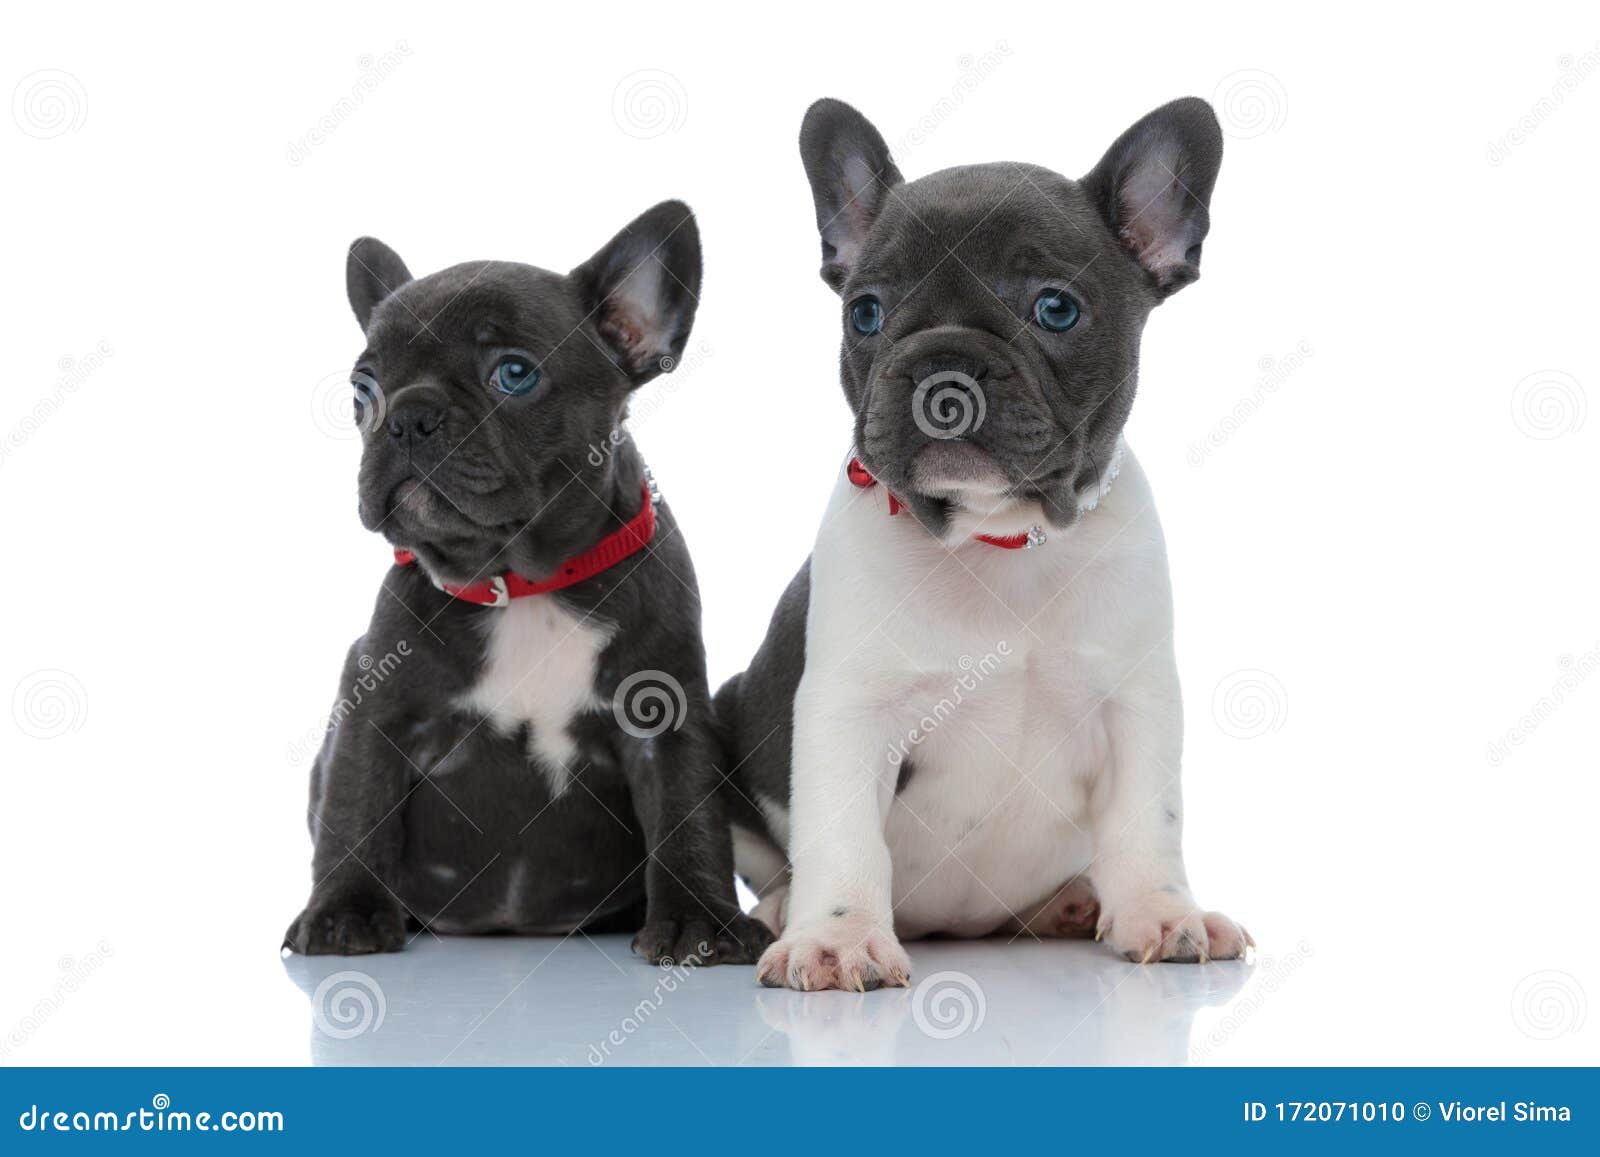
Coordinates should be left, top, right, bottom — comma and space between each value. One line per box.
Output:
280, 933, 1254, 1066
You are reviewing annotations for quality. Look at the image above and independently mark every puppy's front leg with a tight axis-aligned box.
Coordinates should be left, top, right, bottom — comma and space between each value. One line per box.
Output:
756, 678, 911, 991
284, 661, 413, 955
1090, 656, 1250, 963
618, 710, 774, 967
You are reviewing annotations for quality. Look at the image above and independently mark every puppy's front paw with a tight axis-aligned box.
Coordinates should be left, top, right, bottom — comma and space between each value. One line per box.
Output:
283, 894, 407, 956
755, 913, 911, 992
632, 910, 773, 966
1098, 892, 1252, 964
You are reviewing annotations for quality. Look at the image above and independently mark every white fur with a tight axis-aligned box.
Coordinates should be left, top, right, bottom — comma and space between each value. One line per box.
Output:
457, 596, 613, 795
760, 439, 1237, 980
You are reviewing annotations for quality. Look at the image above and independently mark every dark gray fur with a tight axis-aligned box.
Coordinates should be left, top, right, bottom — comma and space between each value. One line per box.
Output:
285, 201, 771, 965
715, 97, 1223, 862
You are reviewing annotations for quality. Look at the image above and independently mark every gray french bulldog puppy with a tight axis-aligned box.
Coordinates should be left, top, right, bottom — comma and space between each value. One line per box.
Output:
284, 201, 771, 966
717, 98, 1248, 991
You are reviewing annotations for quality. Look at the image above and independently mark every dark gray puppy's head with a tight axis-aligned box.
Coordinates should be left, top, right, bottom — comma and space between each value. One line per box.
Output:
799, 97, 1222, 532
344, 200, 700, 584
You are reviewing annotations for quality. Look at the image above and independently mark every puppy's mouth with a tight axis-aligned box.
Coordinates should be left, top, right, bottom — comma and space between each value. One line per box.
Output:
907, 440, 1009, 496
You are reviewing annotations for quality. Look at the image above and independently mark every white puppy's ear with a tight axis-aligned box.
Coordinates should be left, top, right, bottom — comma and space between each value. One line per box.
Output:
1083, 98, 1223, 298
799, 98, 904, 292
570, 199, 702, 388
346, 237, 413, 330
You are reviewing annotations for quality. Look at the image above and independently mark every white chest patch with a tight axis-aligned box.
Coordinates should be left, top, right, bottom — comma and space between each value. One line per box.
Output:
457, 596, 613, 796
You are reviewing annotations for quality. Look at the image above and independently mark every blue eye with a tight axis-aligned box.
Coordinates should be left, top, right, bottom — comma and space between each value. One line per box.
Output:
1033, 289, 1081, 333
849, 295, 883, 336
493, 356, 541, 396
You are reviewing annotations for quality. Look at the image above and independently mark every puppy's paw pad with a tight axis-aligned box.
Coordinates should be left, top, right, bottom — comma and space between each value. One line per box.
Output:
754, 914, 911, 992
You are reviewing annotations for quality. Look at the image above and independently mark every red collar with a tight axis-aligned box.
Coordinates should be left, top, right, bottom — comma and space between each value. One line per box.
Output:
847, 457, 1044, 550
393, 479, 657, 606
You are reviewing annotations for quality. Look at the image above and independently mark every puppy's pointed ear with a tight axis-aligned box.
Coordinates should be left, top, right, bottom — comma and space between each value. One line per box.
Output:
799, 98, 904, 292
571, 199, 701, 388
346, 237, 413, 330
1083, 98, 1223, 299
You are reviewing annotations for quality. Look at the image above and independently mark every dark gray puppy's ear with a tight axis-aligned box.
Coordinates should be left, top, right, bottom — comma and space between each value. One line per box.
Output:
799, 98, 904, 292
1082, 97, 1223, 299
570, 199, 701, 387
346, 237, 414, 330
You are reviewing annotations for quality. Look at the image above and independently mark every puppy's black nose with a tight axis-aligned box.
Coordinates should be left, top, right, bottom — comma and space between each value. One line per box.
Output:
386, 400, 446, 441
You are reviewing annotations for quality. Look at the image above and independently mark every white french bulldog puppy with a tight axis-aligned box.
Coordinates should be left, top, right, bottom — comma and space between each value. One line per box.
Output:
714, 97, 1250, 991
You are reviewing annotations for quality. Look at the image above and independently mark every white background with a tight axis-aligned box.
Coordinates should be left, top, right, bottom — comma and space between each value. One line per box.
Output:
3, 1, 1597, 1065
